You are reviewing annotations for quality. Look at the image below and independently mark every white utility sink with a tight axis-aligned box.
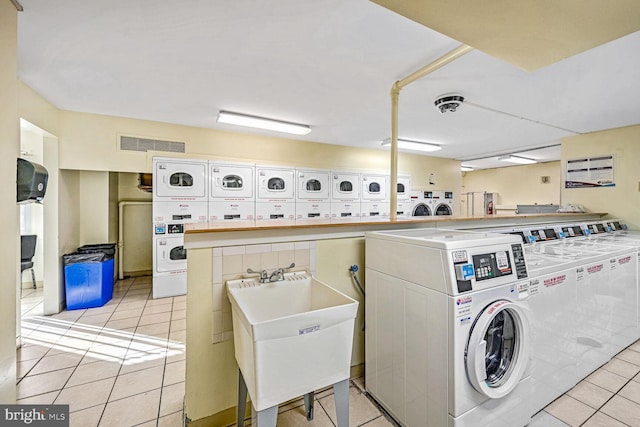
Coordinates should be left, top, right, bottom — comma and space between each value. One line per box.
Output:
227, 271, 358, 412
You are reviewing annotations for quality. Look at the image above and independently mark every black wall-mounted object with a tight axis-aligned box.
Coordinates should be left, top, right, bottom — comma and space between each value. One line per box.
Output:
17, 158, 48, 204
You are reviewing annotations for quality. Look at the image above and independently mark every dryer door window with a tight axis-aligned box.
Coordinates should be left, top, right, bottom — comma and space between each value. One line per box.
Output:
268, 177, 286, 191
339, 181, 353, 192
170, 246, 187, 260
306, 179, 322, 192
169, 172, 193, 187
368, 182, 381, 193
222, 175, 243, 189
465, 300, 531, 399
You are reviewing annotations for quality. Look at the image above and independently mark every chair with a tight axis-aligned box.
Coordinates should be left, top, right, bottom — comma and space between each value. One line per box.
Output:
21, 234, 37, 289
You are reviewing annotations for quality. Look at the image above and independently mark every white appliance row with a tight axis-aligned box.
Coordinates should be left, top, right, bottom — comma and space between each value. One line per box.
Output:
152, 157, 421, 222
493, 221, 639, 416
364, 221, 639, 426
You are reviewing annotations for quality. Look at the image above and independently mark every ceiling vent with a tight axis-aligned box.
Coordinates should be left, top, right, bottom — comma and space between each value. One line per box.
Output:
120, 136, 185, 153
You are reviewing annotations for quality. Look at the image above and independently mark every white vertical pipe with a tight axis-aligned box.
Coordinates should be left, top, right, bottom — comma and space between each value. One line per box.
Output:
388, 44, 473, 219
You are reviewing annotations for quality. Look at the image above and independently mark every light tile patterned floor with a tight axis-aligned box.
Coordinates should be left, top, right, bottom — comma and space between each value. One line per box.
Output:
530, 342, 640, 427
21, 277, 640, 427
18, 277, 186, 427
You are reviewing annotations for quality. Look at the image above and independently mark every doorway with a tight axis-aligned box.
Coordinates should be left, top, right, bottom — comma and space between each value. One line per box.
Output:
19, 119, 61, 327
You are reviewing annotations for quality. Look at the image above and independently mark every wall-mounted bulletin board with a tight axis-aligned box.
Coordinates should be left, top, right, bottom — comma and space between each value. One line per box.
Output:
565, 155, 615, 188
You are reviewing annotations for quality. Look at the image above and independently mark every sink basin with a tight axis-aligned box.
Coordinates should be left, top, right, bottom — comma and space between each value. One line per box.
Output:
227, 272, 358, 411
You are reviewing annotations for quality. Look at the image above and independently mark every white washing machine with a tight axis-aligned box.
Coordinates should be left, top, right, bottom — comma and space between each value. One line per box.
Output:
255, 166, 295, 222
152, 201, 207, 298
433, 190, 454, 216
517, 225, 638, 382
296, 169, 330, 220
519, 248, 582, 414
208, 161, 255, 223
366, 229, 532, 427
330, 171, 361, 220
153, 157, 208, 202
410, 190, 433, 217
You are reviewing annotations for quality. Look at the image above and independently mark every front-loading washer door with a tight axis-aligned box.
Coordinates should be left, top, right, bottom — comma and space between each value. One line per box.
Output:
435, 203, 452, 215
465, 299, 531, 400
412, 203, 432, 216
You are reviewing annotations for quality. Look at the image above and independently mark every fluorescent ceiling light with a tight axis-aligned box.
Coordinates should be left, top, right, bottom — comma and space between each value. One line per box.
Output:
461, 166, 474, 171
217, 111, 311, 135
498, 155, 537, 165
381, 138, 441, 153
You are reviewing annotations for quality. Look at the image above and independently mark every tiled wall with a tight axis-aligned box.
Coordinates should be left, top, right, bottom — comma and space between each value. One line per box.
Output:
211, 241, 317, 343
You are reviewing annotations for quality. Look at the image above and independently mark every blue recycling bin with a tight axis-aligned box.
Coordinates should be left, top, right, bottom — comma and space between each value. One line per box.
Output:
63, 252, 114, 310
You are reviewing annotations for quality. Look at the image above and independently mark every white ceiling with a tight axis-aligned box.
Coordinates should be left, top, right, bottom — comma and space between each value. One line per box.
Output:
16, 0, 640, 170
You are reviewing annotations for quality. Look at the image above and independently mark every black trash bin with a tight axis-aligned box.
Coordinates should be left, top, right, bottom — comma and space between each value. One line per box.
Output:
77, 243, 117, 257
63, 250, 114, 310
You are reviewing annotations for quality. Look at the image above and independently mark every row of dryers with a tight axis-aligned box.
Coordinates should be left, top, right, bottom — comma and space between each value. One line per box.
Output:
153, 157, 423, 221
364, 219, 640, 427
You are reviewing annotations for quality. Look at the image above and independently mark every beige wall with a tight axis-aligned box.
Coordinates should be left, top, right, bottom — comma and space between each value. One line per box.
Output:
79, 171, 110, 245
0, 0, 19, 402
58, 169, 81, 253
118, 173, 152, 274
561, 125, 640, 228
56, 111, 461, 197
462, 161, 561, 210
18, 82, 59, 137
186, 237, 368, 424
315, 238, 366, 366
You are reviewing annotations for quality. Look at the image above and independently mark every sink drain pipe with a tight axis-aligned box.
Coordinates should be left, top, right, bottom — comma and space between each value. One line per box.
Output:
388, 44, 473, 220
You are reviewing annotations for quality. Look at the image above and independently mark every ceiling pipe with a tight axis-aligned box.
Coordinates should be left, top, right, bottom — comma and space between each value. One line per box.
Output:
389, 44, 473, 220
10, 0, 24, 11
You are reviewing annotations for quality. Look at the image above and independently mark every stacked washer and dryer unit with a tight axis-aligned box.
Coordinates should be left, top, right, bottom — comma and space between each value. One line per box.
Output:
366, 229, 533, 427
152, 158, 208, 299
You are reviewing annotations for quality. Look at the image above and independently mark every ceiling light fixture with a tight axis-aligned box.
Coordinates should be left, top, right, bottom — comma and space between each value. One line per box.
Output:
381, 138, 441, 153
217, 111, 311, 135
461, 166, 474, 171
498, 155, 537, 165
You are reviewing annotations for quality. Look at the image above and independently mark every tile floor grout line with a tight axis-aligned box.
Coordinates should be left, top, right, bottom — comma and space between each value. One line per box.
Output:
95, 279, 141, 427
576, 354, 640, 426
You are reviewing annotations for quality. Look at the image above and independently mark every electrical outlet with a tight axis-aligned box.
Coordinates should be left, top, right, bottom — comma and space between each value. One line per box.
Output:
541, 176, 550, 184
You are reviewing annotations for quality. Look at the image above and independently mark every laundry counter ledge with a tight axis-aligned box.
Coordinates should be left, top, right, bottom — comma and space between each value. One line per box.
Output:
181, 211, 604, 426
183, 212, 605, 249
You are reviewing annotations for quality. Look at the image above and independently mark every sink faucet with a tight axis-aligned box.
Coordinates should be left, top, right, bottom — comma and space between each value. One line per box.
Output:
246, 268, 269, 283
248, 262, 296, 283
269, 268, 284, 282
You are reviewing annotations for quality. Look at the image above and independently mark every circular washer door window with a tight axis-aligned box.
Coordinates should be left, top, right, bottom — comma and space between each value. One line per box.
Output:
465, 300, 531, 399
